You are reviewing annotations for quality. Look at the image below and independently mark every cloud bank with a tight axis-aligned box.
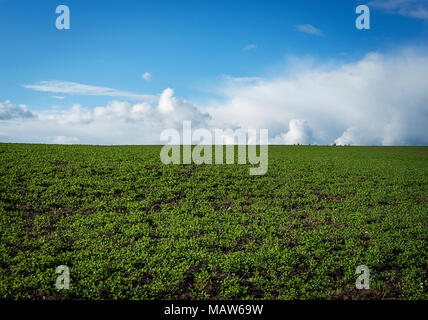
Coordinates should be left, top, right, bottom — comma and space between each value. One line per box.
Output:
206, 48, 428, 146
1, 88, 210, 145
2, 48, 428, 145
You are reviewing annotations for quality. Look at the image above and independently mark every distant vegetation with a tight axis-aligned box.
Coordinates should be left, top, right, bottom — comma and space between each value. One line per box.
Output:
0, 144, 426, 299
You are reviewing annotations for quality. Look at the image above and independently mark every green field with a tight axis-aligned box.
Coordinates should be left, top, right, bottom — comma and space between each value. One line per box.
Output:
0, 143, 426, 299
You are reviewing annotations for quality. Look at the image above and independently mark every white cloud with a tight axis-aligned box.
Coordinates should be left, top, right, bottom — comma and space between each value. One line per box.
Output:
52, 136, 79, 144
295, 24, 323, 36
0, 88, 210, 144
24, 80, 156, 101
93, 100, 153, 122
272, 120, 313, 145
334, 127, 363, 145
368, 0, 428, 20
155, 88, 210, 129
207, 47, 428, 146
158, 88, 175, 114
0, 100, 36, 120
220, 75, 263, 84
243, 44, 257, 51
42, 104, 93, 125
142, 72, 152, 82
51, 96, 65, 99
3, 47, 428, 146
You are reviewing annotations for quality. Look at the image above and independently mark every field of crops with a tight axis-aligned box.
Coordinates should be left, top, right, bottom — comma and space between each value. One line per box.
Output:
0, 143, 426, 299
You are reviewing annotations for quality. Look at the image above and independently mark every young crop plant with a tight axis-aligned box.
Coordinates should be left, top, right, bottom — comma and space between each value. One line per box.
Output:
0, 143, 426, 300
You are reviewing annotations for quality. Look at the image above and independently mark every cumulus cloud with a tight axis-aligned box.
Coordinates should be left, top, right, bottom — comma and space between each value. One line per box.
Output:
295, 24, 323, 36
154, 88, 210, 129
24, 80, 156, 101
142, 72, 152, 81
272, 120, 313, 145
0, 88, 210, 144
368, 0, 428, 20
42, 104, 93, 125
158, 88, 175, 114
94, 101, 153, 121
334, 127, 364, 146
0, 100, 36, 120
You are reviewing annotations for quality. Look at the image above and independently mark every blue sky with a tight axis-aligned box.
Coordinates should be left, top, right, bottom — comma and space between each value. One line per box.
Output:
1, 0, 428, 145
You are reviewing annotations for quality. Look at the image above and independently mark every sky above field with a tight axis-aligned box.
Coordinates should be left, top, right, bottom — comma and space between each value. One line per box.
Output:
0, 0, 428, 145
